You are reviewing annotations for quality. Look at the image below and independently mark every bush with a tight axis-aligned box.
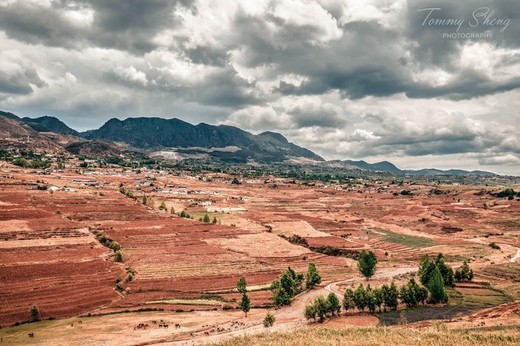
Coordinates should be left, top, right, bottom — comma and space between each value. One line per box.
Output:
30, 305, 40, 321
263, 312, 275, 327
489, 242, 501, 250
454, 261, 474, 282
203, 213, 210, 223
114, 250, 123, 262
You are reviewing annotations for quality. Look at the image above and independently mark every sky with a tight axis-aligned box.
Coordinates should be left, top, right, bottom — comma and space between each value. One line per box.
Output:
0, 0, 518, 175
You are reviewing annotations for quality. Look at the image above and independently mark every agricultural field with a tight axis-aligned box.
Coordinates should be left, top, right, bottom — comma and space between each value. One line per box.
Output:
0, 163, 519, 345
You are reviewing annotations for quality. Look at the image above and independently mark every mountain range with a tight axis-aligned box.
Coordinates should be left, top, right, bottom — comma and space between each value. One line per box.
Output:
0, 110, 497, 176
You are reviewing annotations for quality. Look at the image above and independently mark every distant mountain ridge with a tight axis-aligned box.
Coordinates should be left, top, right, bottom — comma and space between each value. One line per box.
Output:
338, 160, 495, 176
82, 117, 323, 162
0, 110, 499, 175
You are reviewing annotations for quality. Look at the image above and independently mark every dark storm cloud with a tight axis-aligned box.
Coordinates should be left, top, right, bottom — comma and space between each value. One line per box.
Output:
0, 69, 45, 95
0, 0, 193, 52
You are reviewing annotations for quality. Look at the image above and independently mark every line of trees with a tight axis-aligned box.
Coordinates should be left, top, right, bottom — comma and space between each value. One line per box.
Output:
305, 253, 474, 323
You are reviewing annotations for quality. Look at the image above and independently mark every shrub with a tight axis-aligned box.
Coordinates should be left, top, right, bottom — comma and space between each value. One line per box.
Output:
454, 261, 474, 282
263, 312, 275, 327
30, 305, 40, 321
114, 250, 123, 262
489, 242, 501, 250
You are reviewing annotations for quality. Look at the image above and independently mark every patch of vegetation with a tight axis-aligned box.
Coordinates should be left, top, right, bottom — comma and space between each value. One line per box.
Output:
369, 228, 434, 248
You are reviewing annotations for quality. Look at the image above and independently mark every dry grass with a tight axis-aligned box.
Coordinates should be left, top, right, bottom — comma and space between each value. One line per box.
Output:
215, 325, 520, 346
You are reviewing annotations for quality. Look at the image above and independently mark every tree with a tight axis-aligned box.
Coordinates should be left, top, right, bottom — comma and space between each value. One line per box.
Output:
400, 279, 419, 308
315, 296, 330, 322
455, 261, 474, 282
212, 216, 218, 224
418, 255, 435, 286
30, 305, 40, 321
273, 288, 291, 306
357, 250, 377, 279
306, 262, 321, 289
365, 286, 377, 314
373, 287, 384, 312
343, 288, 355, 313
353, 284, 367, 311
263, 312, 275, 327
239, 292, 251, 316
237, 276, 247, 293
203, 213, 210, 223
304, 303, 317, 321
435, 253, 454, 287
385, 282, 399, 311
327, 292, 341, 315
428, 266, 448, 304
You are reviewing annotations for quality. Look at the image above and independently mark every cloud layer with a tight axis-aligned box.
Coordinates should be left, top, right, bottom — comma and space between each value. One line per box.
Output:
0, 0, 518, 174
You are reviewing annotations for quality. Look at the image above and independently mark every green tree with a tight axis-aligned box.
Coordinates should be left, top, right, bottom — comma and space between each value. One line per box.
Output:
305, 262, 322, 289
365, 286, 377, 314
237, 276, 247, 293
353, 284, 367, 311
428, 266, 448, 304
263, 312, 275, 327
212, 216, 218, 224
30, 305, 40, 321
327, 292, 341, 315
239, 292, 251, 316
385, 282, 399, 311
315, 296, 330, 322
203, 213, 210, 223
435, 253, 454, 287
418, 255, 435, 286
357, 250, 378, 279
454, 261, 474, 282
373, 287, 384, 312
343, 288, 355, 313
400, 278, 422, 308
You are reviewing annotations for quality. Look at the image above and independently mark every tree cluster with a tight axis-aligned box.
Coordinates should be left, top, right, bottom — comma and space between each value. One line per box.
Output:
272, 263, 321, 306
304, 293, 341, 322
343, 282, 399, 314
454, 261, 474, 282
418, 253, 453, 303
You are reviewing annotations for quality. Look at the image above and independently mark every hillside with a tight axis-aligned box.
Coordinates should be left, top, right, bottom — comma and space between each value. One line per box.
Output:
82, 117, 323, 162
22, 116, 79, 136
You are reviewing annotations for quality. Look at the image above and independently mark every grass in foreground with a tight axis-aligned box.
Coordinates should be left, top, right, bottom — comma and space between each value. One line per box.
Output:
215, 325, 520, 346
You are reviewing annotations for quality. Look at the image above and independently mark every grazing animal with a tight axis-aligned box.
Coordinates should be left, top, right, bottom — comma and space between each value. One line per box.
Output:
28, 333, 34, 338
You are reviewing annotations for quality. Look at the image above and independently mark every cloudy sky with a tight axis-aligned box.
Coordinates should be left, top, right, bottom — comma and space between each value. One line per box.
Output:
0, 0, 519, 174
